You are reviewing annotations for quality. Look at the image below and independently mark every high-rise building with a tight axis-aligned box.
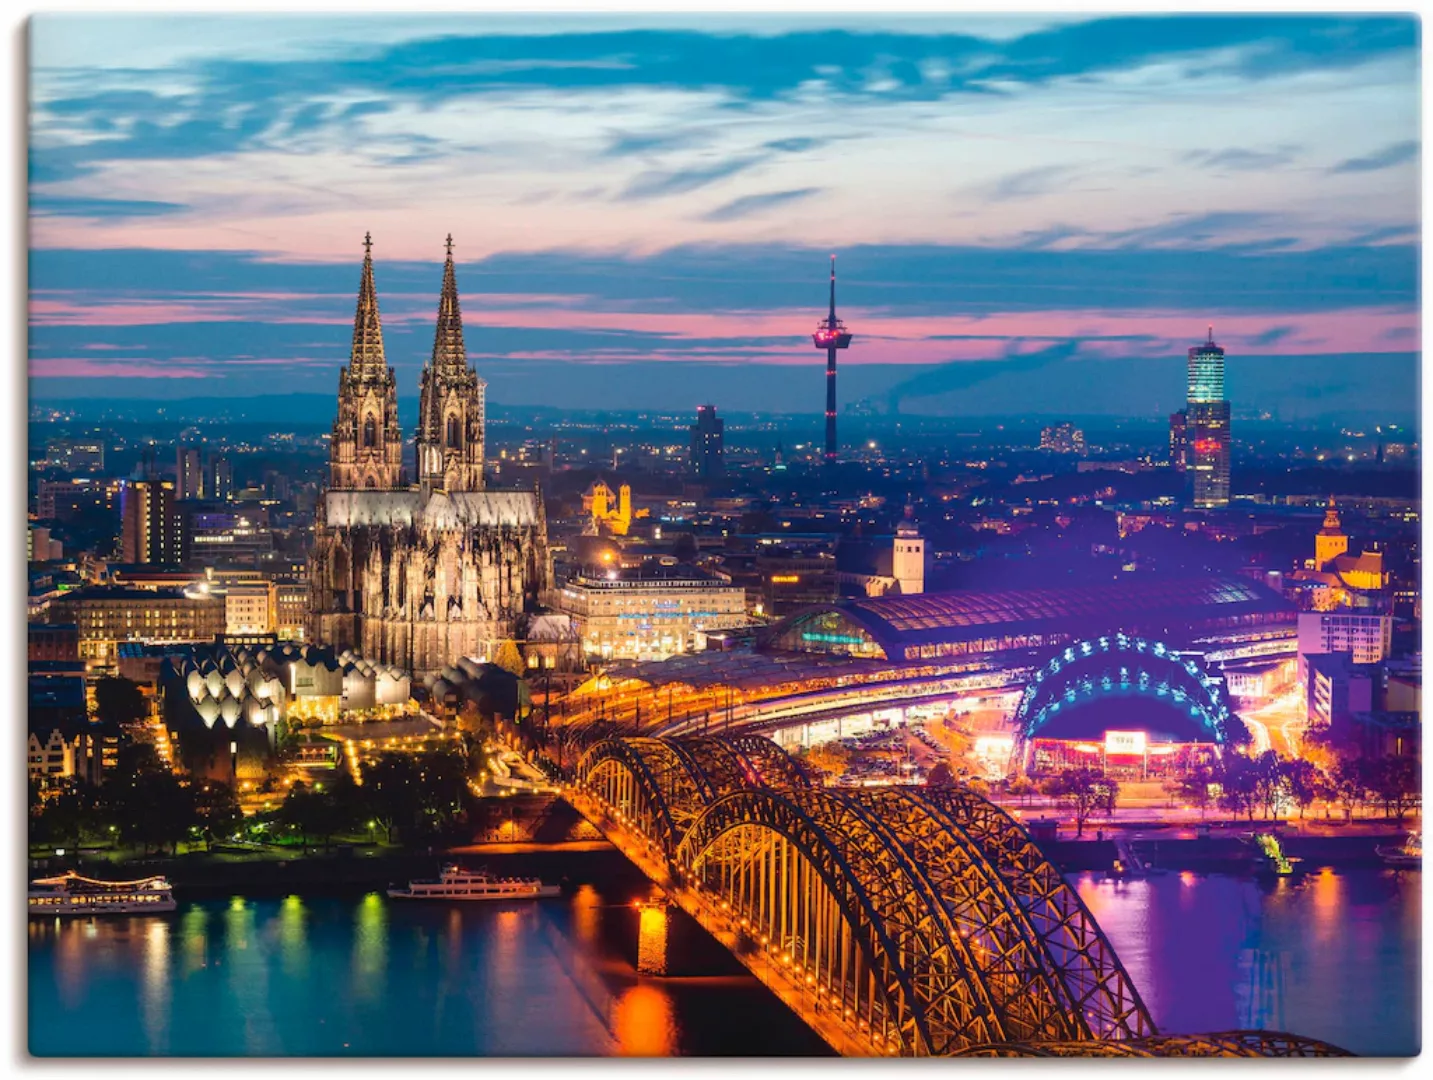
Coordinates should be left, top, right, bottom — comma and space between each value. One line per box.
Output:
210, 454, 233, 501
689, 404, 725, 482
120, 480, 183, 566
1186, 327, 1230, 509
1168, 411, 1188, 471
177, 446, 204, 500
811, 255, 853, 464
1039, 423, 1086, 455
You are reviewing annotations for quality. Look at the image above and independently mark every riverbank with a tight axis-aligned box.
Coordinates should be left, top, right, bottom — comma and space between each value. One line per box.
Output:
32, 840, 650, 898
1044, 828, 1412, 872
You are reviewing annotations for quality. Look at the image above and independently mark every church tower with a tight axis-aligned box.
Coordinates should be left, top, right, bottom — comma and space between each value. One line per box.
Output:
1315, 497, 1349, 570
892, 503, 925, 595
416, 235, 486, 493
329, 234, 404, 491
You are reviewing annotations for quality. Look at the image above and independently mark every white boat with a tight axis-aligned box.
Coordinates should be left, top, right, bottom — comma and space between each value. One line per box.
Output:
29, 870, 177, 916
386, 864, 561, 901
1376, 831, 1421, 868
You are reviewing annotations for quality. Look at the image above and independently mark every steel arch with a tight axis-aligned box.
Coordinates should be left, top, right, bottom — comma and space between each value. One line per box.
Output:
915, 786, 1155, 1039
676, 787, 947, 1055
569, 733, 1347, 1059
853, 787, 1115, 1044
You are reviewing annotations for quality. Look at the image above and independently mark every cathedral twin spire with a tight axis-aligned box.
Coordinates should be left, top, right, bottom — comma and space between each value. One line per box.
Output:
329, 234, 486, 494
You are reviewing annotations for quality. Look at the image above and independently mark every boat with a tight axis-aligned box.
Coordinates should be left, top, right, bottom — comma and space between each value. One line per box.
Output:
1376, 831, 1421, 868
387, 864, 561, 901
29, 871, 177, 916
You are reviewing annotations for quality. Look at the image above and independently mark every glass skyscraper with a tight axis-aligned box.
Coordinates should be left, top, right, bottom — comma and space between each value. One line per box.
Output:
1187, 328, 1230, 508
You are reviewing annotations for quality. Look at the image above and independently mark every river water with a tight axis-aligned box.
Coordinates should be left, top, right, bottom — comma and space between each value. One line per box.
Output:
29, 868, 1418, 1057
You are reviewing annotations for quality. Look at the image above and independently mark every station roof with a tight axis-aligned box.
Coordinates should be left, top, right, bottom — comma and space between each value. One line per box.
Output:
775, 575, 1294, 658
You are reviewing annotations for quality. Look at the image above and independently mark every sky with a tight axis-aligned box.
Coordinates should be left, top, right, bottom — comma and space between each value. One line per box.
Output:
26, 12, 1422, 419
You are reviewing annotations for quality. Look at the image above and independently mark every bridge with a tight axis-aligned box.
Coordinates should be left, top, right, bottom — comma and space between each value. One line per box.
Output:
563, 734, 1350, 1058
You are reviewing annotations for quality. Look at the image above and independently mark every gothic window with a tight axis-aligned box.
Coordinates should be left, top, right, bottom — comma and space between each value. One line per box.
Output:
365, 476, 376, 489
363, 415, 377, 447
447, 415, 461, 449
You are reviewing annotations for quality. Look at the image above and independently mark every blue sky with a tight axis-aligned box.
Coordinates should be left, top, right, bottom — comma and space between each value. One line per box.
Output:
26, 13, 1421, 418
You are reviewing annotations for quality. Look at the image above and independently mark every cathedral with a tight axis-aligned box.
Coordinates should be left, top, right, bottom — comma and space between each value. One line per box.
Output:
308, 235, 552, 676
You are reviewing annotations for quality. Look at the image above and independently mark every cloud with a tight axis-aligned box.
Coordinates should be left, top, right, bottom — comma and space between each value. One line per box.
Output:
1109, 211, 1285, 247
1183, 145, 1299, 171
29, 196, 187, 218
986, 165, 1076, 202
1248, 325, 1294, 346
1330, 140, 1419, 173
28, 16, 1418, 181
618, 156, 765, 200
702, 187, 822, 222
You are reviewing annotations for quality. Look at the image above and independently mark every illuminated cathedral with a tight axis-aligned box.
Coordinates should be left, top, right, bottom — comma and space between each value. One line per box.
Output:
308, 235, 551, 676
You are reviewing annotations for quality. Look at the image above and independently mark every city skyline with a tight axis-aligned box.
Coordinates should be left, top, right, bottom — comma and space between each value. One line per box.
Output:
28, 13, 1419, 419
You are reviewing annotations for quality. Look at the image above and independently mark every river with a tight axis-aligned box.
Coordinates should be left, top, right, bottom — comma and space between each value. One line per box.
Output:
29, 867, 1418, 1057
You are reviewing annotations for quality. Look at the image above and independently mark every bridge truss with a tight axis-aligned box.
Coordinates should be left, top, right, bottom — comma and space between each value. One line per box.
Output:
568, 735, 1352, 1058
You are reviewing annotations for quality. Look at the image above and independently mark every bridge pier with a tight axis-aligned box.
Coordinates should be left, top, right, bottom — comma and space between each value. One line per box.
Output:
635, 900, 671, 975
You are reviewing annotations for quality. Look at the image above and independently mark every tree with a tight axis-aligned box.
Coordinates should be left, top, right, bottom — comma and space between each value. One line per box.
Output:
34, 779, 99, 852
1006, 776, 1036, 805
493, 639, 526, 678
1177, 768, 1215, 818
1279, 759, 1325, 820
1370, 755, 1420, 821
1249, 751, 1285, 820
926, 762, 954, 787
1216, 755, 1259, 821
191, 780, 243, 850
93, 676, 148, 729
1328, 760, 1370, 822
1046, 768, 1109, 837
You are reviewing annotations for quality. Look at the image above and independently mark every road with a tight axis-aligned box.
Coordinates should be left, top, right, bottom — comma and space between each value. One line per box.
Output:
1240, 690, 1308, 758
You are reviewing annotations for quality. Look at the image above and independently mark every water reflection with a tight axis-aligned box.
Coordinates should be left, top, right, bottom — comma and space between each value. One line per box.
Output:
277, 895, 308, 978
140, 920, 171, 1053
28, 871, 1418, 1058
612, 983, 677, 1056
180, 905, 209, 977
351, 892, 386, 1003
224, 897, 280, 1052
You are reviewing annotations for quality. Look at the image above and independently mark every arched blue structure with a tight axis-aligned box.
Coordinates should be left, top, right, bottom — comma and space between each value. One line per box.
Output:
1014, 634, 1237, 749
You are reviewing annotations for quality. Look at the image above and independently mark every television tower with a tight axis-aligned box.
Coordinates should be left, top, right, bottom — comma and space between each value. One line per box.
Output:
811, 254, 853, 464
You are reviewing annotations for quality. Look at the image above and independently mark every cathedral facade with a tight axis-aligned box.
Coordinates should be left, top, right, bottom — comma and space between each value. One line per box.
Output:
308, 236, 551, 676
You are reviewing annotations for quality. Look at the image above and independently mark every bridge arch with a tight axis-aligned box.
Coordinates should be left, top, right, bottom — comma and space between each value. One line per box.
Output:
575, 737, 714, 855
1014, 633, 1237, 749
674, 787, 945, 1055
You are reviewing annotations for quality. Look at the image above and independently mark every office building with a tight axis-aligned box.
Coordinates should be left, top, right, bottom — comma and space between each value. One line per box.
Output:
177, 446, 204, 500
48, 585, 225, 666
1169, 411, 1188, 471
210, 454, 233, 501
1187, 327, 1230, 508
1297, 610, 1393, 670
120, 480, 184, 567
689, 405, 726, 482
556, 562, 748, 662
